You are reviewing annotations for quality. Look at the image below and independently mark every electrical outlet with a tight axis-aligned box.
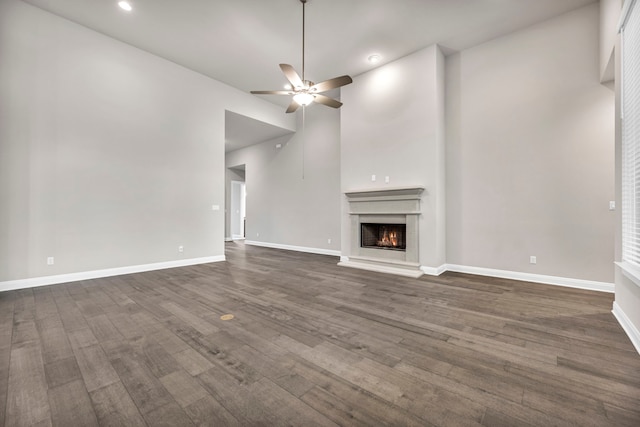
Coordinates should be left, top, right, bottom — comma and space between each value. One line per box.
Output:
609, 201, 616, 211
47, 257, 54, 265
327, 238, 332, 244
530, 256, 537, 264
178, 246, 184, 253
371, 174, 376, 182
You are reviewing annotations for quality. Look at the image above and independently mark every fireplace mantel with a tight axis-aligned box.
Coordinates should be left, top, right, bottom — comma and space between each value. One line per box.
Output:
340, 186, 424, 278
345, 187, 424, 215
344, 186, 424, 200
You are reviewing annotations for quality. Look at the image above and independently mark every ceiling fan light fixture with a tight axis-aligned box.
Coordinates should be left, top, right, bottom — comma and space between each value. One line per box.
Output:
293, 93, 314, 106
249, 0, 352, 113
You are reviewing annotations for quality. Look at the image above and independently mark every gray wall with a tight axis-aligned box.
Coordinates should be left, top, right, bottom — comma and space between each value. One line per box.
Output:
446, 3, 615, 283
340, 3, 614, 283
226, 106, 341, 253
341, 45, 447, 269
0, 0, 293, 283
1, 0, 618, 297
600, 0, 622, 82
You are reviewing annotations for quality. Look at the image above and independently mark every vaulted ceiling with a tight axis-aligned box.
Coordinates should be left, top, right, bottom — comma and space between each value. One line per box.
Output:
22, 0, 597, 149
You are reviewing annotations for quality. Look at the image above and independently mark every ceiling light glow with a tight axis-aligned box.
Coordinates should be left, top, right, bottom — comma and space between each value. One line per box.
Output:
368, 54, 381, 64
118, 1, 132, 11
293, 93, 314, 106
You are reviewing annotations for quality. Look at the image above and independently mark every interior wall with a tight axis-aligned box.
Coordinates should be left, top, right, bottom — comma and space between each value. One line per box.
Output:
615, 273, 640, 348
1, 0, 618, 293
0, 0, 292, 284
446, 3, 615, 283
225, 105, 341, 253
340, 45, 446, 269
600, 0, 623, 82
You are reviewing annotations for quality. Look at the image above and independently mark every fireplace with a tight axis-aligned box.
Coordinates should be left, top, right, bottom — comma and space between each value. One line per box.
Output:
340, 186, 424, 278
361, 223, 406, 251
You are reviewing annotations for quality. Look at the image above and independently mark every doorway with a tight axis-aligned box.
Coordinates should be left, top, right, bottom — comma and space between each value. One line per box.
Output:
226, 164, 246, 241
230, 180, 246, 240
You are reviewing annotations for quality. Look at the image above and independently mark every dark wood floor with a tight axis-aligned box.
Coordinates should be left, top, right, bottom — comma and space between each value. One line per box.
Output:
1, 242, 639, 426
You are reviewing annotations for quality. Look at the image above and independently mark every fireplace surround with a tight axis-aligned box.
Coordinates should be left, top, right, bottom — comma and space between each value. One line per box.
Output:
339, 186, 424, 277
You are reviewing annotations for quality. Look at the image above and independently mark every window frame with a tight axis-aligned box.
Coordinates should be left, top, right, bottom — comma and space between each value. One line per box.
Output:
618, 0, 640, 288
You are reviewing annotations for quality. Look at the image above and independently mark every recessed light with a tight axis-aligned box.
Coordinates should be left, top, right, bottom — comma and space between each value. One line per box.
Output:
118, 1, 132, 12
368, 54, 381, 64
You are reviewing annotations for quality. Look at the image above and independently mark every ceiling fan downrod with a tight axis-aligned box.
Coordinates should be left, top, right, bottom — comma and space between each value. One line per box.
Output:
249, 0, 352, 113
301, 0, 306, 82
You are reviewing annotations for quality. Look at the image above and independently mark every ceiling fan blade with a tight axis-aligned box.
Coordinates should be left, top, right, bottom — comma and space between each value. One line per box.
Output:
280, 64, 304, 89
313, 94, 343, 108
285, 99, 301, 114
250, 90, 294, 95
310, 75, 353, 93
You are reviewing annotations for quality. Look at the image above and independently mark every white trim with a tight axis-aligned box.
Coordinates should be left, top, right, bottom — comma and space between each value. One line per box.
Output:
616, 261, 640, 289
338, 257, 614, 292
338, 259, 424, 278
420, 264, 447, 276
444, 264, 614, 293
244, 240, 341, 257
224, 237, 233, 242
0, 256, 225, 293
612, 301, 640, 355
619, 0, 637, 32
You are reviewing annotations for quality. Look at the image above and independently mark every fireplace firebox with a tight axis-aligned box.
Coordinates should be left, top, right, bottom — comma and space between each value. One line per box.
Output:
361, 223, 406, 251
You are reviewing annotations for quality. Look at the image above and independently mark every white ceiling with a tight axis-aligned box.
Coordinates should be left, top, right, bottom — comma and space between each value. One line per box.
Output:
22, 0, 597, 150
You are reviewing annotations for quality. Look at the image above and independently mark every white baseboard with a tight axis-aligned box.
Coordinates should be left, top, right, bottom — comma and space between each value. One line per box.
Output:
244, 240, 341, 257
0, 256, 225, 293
612, 301, 640, 355
338, 257, 614, 293
444, 264, 614, 293
421, 264, 447, 276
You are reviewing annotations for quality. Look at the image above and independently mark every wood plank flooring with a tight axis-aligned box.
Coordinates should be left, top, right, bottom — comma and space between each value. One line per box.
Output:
1, 241, 639, 426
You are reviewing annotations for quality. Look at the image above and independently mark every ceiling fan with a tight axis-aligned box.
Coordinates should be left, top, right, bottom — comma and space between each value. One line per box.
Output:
250, 0, 353, 113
